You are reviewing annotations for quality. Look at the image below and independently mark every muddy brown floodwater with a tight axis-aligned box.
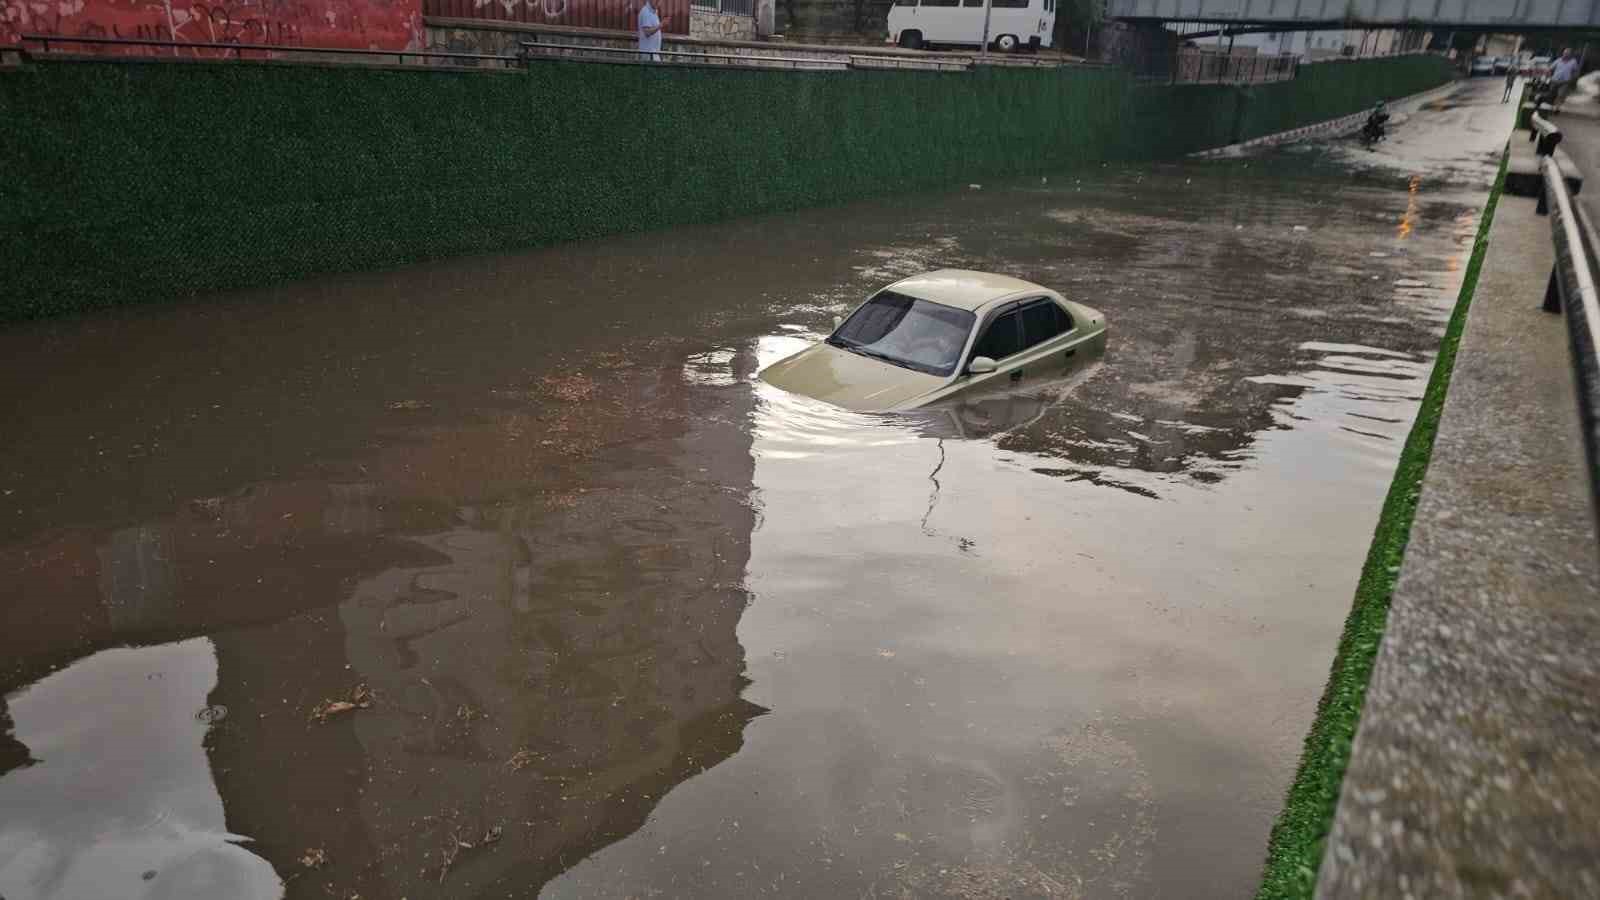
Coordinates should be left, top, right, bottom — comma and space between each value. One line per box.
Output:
0, 80, 1514, 900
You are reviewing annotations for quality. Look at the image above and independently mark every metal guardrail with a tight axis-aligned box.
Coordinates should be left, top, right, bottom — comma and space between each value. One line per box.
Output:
517, 38, 973, 72
1534, 114, 1600, 538
16, 33, 972, 73
1530, 109, 1564, 163
1173, 49, 1297, 85
17, 34, 522, 65
520, 42, 849, 70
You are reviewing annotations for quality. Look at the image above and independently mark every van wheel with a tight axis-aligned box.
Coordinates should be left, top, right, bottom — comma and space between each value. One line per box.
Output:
994, 33, 1018, 52
899, 30, 923, 50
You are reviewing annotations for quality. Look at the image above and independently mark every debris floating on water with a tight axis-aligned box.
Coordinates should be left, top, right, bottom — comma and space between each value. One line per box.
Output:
300, 847, 328, 869
310, 684, 373, 723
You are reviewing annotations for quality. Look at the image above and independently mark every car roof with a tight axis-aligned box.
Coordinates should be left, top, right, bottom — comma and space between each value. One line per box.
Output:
887, 269, 1051, 311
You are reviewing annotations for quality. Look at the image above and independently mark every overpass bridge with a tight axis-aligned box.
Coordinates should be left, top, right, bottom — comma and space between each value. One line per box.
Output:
1107, 0, 1600, 29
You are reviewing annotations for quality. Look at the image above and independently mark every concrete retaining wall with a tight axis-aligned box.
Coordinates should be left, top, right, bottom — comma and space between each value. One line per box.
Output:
690, 9, 757, 41
1192, 78, 1460, 158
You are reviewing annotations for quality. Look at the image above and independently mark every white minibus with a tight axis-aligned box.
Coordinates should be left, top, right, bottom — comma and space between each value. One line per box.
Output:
886, 0, 1055, 52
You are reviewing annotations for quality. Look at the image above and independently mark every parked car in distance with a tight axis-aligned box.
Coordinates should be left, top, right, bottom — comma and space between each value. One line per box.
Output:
1528, 55, 1553, 76
1493, 56, 1513, 74
1471, 56, 1496, 76
760, 270, 1106, 413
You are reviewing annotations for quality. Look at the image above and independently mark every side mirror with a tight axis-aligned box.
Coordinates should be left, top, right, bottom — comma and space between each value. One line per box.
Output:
967, 356, 997, 375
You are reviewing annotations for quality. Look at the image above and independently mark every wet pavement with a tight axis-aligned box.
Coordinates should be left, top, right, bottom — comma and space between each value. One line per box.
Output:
0, 78, 1513, 899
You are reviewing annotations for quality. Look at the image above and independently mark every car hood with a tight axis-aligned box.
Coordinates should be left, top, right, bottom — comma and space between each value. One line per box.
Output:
759, 342, 947, 412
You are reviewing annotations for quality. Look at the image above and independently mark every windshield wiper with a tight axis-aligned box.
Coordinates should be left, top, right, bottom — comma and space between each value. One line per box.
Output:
829, 337, 932, 372
845, 344, 901, 364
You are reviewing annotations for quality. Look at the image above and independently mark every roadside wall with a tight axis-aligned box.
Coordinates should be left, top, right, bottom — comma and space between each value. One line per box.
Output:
0, 0, 423, 51
689, 9, 757, 40
0, 53, 1452, 322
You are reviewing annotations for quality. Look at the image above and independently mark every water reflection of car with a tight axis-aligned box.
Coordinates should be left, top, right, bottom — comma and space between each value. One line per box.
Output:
760, 269, 1107, 412
904, 362, 1102, 440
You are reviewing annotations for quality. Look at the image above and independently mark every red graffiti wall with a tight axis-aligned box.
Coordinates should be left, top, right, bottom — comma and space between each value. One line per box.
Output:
423, 0, 687, 36
2, 0, 424, 53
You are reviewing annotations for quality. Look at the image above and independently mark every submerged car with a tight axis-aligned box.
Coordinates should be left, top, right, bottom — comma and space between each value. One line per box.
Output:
760, 270, 1107, 412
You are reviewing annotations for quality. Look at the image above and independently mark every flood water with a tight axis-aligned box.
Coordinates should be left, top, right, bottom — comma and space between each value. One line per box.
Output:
0, 79, 1514, 899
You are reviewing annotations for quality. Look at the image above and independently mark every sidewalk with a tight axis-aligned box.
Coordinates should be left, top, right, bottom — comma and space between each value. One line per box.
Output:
1314, 186, 1600, 893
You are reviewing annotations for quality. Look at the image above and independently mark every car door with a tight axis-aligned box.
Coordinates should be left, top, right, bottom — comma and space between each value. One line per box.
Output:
960, 302, 1025, 394
950, 297, 1081, 401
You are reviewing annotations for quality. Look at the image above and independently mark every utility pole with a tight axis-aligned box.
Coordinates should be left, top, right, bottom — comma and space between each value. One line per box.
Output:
979, 0, 993, 56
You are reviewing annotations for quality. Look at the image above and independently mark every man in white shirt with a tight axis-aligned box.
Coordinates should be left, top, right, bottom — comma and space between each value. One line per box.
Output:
1551, 48, 1581, 108
636, 0, 665, 62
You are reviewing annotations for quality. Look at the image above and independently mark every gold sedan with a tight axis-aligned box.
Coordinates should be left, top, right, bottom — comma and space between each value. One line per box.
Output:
760, 270, 1107, 412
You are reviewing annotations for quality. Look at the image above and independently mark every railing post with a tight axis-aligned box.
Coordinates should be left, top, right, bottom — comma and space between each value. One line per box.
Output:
1547, 269, 1563, 313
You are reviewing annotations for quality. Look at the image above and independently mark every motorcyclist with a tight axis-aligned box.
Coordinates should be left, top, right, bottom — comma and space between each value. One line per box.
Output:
1363, 101, 1390, 143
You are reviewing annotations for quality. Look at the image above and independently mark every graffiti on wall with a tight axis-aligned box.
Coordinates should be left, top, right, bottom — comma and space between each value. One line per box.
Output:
423, 0, 688, 36
2, 0, 424, 53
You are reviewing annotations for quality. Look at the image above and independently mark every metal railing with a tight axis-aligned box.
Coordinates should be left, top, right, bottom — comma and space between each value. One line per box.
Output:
517, 38, 972, 71
1534, 113, 1600, 538
15, 32, 975, 73
519, 41, 848, 69
17, 34, 522, 66
1531, 109, 1564, 165
691, 0, 756, 15
1173, 49, 1297, 85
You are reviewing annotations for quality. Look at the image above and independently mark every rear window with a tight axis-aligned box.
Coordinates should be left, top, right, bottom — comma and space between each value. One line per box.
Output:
829, 291, 975, 377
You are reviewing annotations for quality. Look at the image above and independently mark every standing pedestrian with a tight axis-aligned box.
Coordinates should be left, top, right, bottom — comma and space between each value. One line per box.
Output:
1552, 47, 1580, 109
635, 0, 665, 62
1503, 64, 1519, 103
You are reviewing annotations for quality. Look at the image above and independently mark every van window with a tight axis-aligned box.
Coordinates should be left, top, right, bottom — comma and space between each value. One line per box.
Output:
992, 0, 1028, 8
1019, 299, 1073, 350
972, 309, 1023, 361
922, 0, 958, 7
963, 0, 983, 7
894, 0, 915, 7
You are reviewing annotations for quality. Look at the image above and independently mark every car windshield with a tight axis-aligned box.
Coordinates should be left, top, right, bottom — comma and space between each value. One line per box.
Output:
827, 291, 975, 377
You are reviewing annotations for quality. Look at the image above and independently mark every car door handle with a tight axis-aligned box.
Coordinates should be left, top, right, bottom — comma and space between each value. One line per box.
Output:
1009, 370, 1023, 382
1063, 348, 1076, 358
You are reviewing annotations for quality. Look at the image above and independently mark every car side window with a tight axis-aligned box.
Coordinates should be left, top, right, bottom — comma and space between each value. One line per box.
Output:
1019, 299, 1073, 351
972, 309, 1023, 361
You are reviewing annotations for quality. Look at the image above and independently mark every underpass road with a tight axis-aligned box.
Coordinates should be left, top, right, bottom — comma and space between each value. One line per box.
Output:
0, 76, 1517, 900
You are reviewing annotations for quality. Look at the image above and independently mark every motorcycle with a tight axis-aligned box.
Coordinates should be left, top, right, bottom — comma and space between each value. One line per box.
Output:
1360, 109, 1389, 149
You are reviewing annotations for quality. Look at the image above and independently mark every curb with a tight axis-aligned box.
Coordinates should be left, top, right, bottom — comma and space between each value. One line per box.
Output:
1190, 79, 1461, 159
